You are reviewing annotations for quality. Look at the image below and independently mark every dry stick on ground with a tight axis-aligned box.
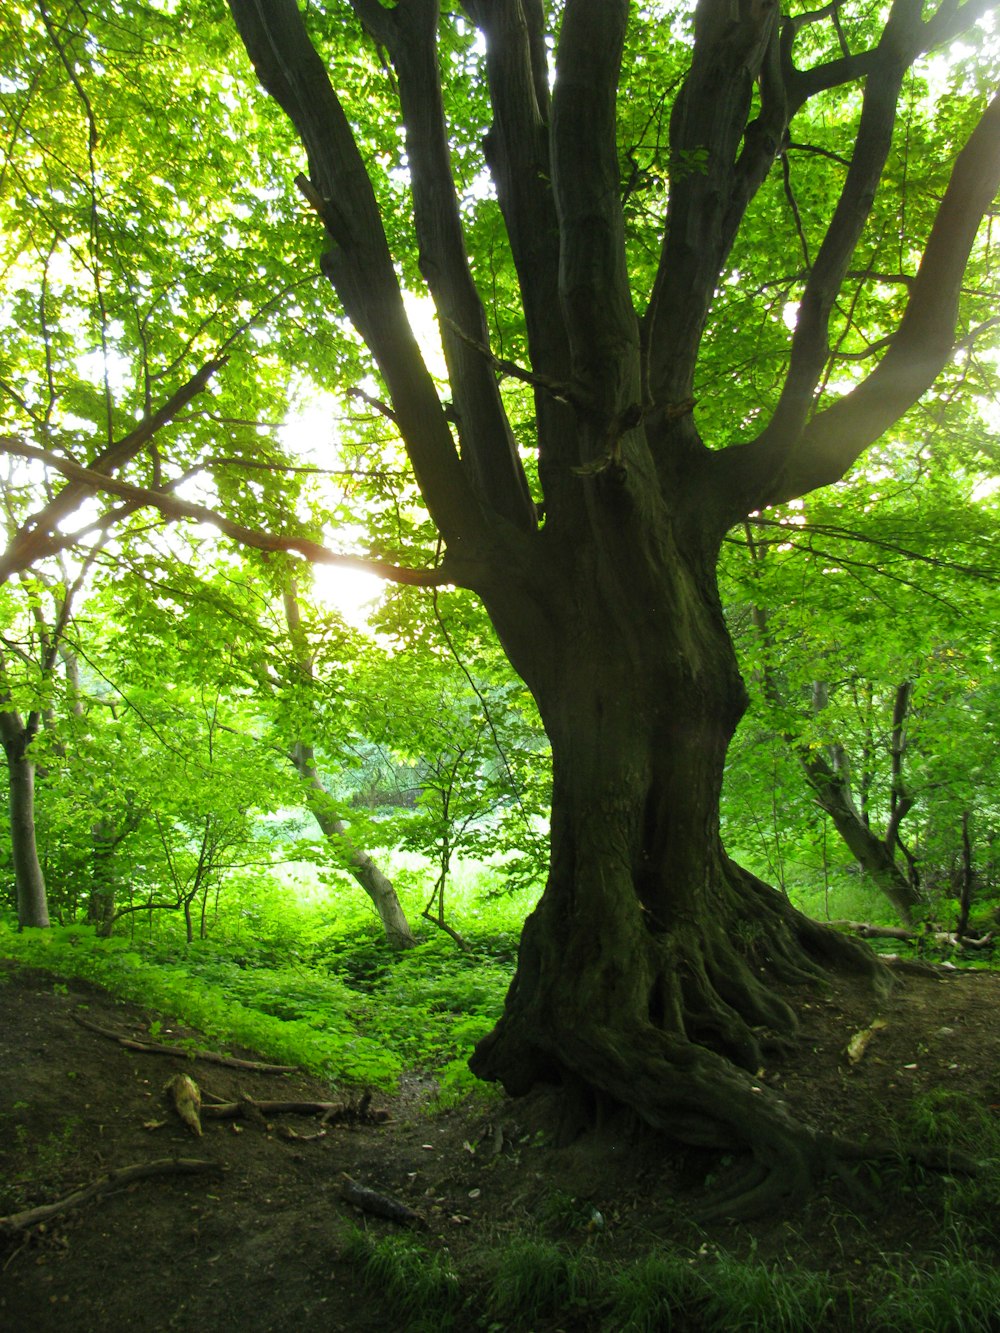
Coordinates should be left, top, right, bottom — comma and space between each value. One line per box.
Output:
202, 1096, 389, 1125
829, 921, 994, 947
0, 1159, 222, 1235
73, 1014, 299, 1072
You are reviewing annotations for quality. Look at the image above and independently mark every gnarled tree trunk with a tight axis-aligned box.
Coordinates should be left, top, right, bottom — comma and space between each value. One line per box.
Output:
472, 522, 885, 1211
219, 0, 1000, 1214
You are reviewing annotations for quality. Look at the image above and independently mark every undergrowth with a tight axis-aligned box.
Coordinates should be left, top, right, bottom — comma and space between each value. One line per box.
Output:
341, 1225, 1000, 1331
0, 918, 510, 1096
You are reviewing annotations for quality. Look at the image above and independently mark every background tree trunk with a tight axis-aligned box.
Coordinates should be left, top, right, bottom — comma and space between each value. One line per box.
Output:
282, 577, 417, 950
1, 723, 50, 928
291, 741, 417, 950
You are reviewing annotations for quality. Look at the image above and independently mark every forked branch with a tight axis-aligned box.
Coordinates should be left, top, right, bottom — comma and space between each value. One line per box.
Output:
761, 88, 1000, 505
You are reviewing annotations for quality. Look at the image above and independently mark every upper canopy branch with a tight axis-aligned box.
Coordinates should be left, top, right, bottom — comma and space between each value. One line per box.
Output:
720, 87, 1000, 512
644, 0, 785, 432
788, 0, 999, 111
643, 0, 997, 467
551, 0, 638, 433
460, 0, 574, 480
753, 0, 925, 457
377, 0, 535, 532
226, 0, 489, 555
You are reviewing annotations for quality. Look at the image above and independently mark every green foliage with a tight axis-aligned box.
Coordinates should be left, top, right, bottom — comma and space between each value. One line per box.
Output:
0, 921, 402, 1085
698, 1252, 836, 1332
903, 1089, 1000, 1246
484, 1237, 600, 1326
608, 1251, 704, 1332
342, 1227, 461, 1326
869, 1254, 1000, 1332
0, 855, 533, 1098
0, 1113, 82, 1213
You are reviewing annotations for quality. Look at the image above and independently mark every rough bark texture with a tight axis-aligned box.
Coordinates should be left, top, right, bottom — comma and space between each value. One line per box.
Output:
470, 511, 888, 1212
223, 0, 1000, 1212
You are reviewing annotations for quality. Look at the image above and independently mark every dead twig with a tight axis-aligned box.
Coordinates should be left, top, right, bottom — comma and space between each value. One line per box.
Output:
73, 1014, 299, 1073
202, 1093, 389, 1126
0, 1159, 221, 1235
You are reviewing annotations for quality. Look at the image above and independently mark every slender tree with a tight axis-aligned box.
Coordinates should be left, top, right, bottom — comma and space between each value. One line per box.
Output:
281, 575, 418, 949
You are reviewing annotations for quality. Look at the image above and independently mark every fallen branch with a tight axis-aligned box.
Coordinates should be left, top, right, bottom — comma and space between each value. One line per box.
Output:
828, 922, 994, 949
0, 1159, 221, 1235
340, 1174, 426, 1228
202, 1094, 389, 1125
73, 1014, 299, 1072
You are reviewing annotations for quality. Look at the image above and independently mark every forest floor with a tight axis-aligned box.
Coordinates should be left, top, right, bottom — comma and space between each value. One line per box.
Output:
1, 956, 999, 1331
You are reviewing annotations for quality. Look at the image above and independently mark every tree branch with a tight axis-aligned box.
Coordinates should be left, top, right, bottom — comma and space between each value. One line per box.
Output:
0, 439, 453, 588
755, 0, 924, 458
0, 356, 225, 583
226, 0, 489, 554
461, 0, 575, 486
379, 0, 535, 530
762, 88, 1000, 504
643, 0, 786, 471
550, 0, 637, 438
786, 0, 997, 112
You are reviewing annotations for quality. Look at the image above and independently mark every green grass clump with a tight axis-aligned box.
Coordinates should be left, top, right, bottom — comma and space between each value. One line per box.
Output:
608, 1251, 704, 1331
699, 1253, 836, 1331
342, 1227, 461, 1327
485, 1236, 601, 1325
869, 1254, 1000, 1331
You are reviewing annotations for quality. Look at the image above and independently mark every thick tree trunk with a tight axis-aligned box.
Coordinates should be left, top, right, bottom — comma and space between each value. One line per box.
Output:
473, 540, 887, 1213
291, 742, 417, 951
1, 729, 50, 929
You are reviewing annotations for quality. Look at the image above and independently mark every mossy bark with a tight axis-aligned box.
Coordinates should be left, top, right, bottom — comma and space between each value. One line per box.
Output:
473, 535, 887, 1213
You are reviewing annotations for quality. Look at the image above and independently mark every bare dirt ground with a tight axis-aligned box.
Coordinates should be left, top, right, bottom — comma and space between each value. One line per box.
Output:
1, 956, 998, 1331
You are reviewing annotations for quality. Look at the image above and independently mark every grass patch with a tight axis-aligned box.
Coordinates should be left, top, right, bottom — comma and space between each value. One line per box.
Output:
342, 1226, 461, 1327
869, 1253, 1000, 1331
484, 1236, 601, 1325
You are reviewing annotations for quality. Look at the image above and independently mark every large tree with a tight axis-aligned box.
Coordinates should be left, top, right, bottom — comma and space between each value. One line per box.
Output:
219, 0, 1000, 1211
4, 0, 998, 1211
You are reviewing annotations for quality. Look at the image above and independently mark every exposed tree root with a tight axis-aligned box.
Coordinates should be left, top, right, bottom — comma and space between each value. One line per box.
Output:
472, 861, 912, 1219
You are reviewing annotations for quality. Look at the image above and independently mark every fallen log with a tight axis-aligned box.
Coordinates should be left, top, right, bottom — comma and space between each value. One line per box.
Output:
73, 1014, 298, 1072
0, 1159, 221, 1235
827, 922, 994, 949
340, 1174, 426, 1227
